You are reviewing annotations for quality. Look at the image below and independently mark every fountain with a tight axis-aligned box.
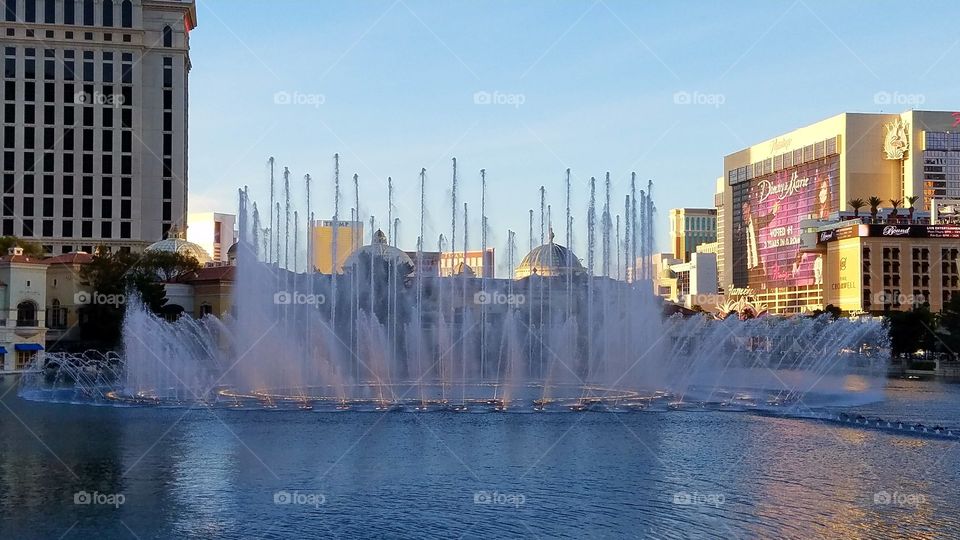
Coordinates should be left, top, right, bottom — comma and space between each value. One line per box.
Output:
19, 158, 891, 416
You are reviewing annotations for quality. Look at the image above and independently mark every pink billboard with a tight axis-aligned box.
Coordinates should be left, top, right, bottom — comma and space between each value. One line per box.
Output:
735, 156, 839, 289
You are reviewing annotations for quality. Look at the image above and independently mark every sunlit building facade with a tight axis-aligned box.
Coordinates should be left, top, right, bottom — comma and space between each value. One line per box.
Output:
0, 0, 198, 254
717, 109, 960, 314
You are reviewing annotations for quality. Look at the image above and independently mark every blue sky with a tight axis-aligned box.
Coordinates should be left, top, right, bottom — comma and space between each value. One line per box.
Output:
188, 0, 959, 273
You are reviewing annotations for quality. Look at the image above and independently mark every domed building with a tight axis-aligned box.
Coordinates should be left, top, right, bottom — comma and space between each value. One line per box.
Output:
145, 226, 213, 265
344, 229, 414, 273
514, 232, 586, 279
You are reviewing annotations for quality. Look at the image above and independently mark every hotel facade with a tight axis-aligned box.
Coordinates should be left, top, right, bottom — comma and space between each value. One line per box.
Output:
717, 110, 960, 314
0, 0, 196, 254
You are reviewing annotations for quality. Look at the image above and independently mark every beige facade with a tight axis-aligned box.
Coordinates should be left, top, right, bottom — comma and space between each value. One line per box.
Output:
0, 247, 47, 370
0, 0, 197, 254
44, 250, 92, 343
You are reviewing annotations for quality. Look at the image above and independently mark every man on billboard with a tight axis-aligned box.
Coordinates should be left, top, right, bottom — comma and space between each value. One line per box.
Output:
740, 198, 778, 285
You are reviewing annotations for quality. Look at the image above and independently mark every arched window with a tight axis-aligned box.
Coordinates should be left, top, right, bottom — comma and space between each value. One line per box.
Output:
102, 0, 112, 26
64, 0, 75, 24
120, 0, 131, 27
4, 0, 16, 23
49, 299, 67, 328
162, 25, 172, 47
16, 300, 37, 327
82, 0, 93, 25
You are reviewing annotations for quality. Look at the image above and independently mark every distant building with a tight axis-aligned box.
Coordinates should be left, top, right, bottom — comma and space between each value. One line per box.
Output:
652, 251, 720, 310
188, 212, 235, 263
405, 250, 441, 277
440, 249, 494, 278
669, 208, 717, 262
310, 220, 363, 274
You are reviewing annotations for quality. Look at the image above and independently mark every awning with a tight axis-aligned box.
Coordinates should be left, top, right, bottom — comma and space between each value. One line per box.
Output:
14, 344, 43, 352
0, 347, 6, 354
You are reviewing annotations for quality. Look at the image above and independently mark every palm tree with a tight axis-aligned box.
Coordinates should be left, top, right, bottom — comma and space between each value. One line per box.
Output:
906, 195, 919, 221
849, 198, 865, 219
889, 198, 903, 219
868, 196, 883, 221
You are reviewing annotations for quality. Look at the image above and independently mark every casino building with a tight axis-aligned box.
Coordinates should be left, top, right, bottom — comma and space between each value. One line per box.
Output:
716, 109, 960, 314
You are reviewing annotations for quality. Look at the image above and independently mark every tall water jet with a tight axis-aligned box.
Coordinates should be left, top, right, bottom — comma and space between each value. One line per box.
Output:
283, 167, 291, 270
602, 172, 611, 278
268, 157, 275, 265
385, 176, 393, 245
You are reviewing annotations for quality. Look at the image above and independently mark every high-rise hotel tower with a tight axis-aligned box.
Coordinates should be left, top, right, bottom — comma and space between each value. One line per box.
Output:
1, 0, 196, 254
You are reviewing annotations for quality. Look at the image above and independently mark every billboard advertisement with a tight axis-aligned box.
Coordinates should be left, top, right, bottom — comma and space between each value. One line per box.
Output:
733, 156, 839, 289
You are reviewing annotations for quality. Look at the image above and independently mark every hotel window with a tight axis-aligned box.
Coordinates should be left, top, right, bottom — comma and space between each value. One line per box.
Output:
120, 0, 131, 27
102, 0, 113, 26
4, 0, 15, 22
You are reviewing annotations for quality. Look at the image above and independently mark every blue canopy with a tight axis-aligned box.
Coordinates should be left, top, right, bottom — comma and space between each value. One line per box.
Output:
14, 344, 43, 351
0, 347, 6, 354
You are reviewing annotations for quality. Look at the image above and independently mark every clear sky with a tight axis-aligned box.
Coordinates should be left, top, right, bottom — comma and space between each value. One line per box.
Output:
187, 0, 959, 274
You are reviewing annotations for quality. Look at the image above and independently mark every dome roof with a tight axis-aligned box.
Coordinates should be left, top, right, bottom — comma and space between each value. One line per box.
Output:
145, 226, 213, 265
344, 229, 414, 271
515, 238, 586, 279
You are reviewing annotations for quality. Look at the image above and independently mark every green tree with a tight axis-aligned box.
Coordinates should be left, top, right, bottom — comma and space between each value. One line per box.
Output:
139, 250, 201, 282
0, 236, 45, 257
78, 251, 169, 345
868, 196, 883, 221
849, 198, 865, 218
906, 195, 919, 221
936, 295, 960, 357
887, 304, 935, 356
889, 199, 903, 219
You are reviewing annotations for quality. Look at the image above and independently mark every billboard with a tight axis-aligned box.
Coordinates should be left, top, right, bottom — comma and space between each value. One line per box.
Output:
733, 156, 839, 288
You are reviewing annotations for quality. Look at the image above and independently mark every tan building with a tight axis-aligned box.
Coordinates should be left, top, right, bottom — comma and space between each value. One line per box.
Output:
0, 247, 47, 370
44, 250, 93, 343
818, 221, 960, 314
668, 208, 716, 262
311, 220, 362, 274
718, 109, 960, 314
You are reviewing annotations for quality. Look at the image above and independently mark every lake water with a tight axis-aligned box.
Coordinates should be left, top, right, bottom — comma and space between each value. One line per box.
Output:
1, 376, 958, 539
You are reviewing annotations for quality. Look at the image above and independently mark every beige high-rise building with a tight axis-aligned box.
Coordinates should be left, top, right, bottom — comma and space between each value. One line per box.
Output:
311, 219, 362, 274
717, 109, 960, 314
1, 0, 197, 254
